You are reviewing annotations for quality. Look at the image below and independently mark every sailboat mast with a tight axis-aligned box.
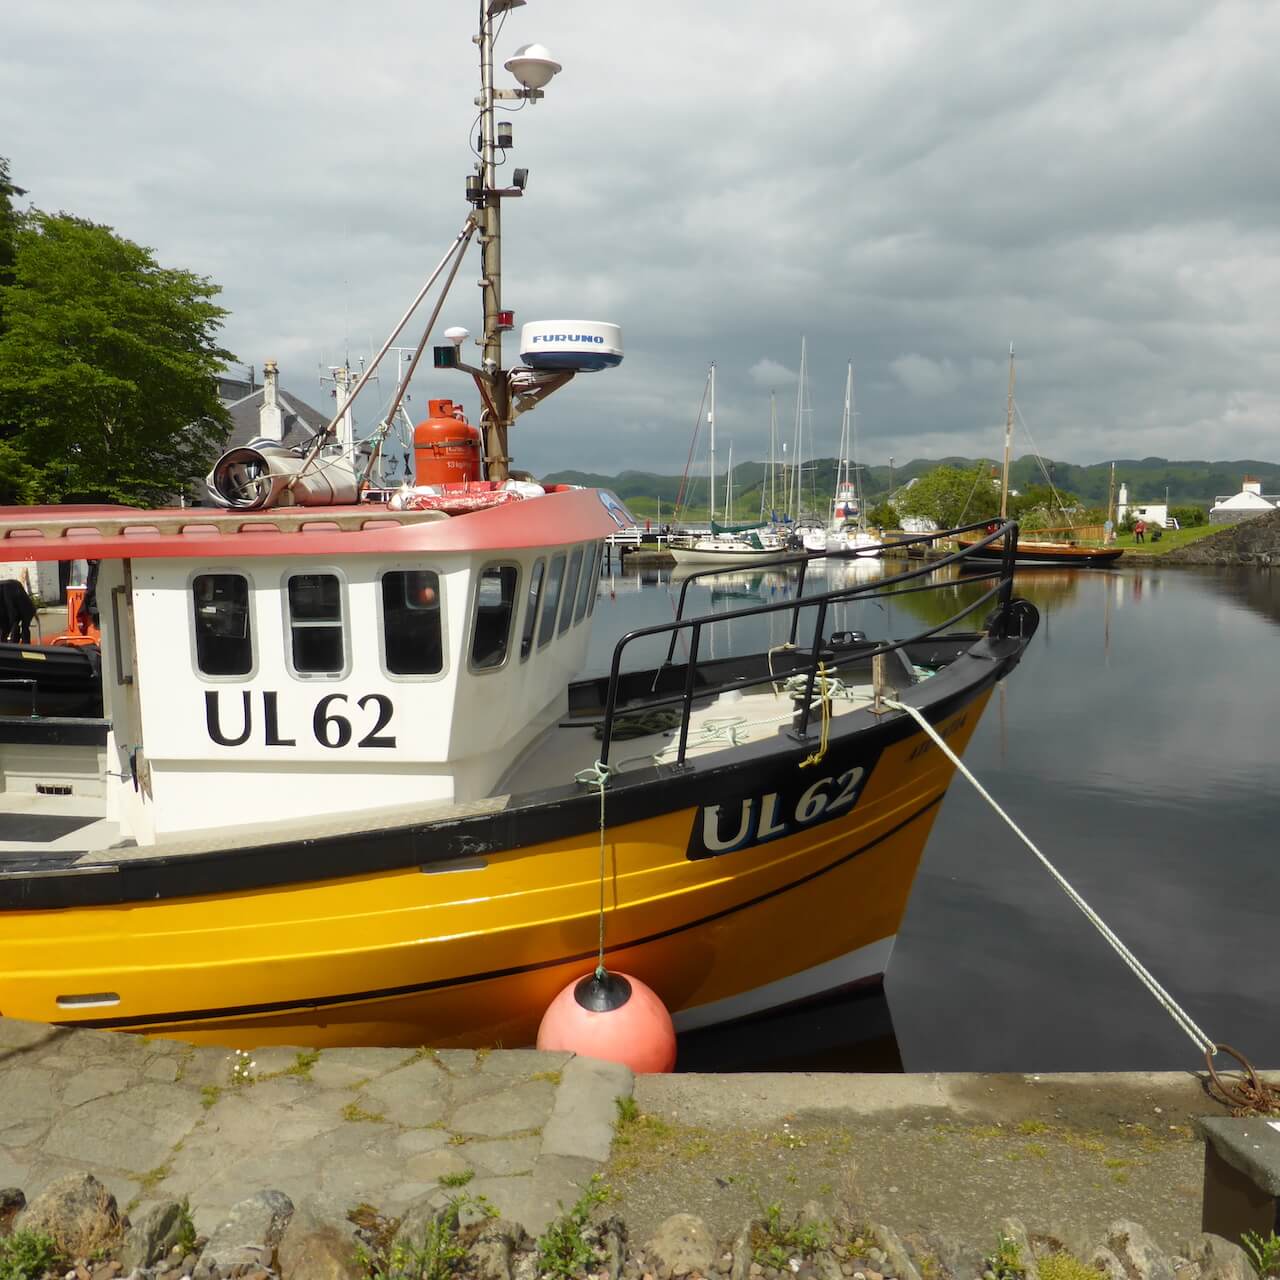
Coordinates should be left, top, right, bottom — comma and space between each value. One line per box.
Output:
791, 337, 807, 519
724, 441, 733, 523
767, 392, 778, 518
708, 362, 716, 528
1000, 343, 1015, 520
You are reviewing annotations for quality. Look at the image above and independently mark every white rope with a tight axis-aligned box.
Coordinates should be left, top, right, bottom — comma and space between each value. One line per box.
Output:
886, 697, 1218, 1057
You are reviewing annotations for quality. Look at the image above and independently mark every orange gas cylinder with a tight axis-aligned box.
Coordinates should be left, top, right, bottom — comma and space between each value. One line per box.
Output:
413, 400, 484, 486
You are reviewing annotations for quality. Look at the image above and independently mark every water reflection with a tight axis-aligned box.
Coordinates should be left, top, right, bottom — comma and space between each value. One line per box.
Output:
584, 558, 1280, 1073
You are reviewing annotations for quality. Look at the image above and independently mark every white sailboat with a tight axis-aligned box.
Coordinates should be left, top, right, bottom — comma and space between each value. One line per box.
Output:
670, 366, 800, 565
803, 362, 882, 557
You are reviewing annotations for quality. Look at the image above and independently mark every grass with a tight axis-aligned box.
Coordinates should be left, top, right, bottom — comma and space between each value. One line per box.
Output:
529, 1070, 562, 1085
1039, 1254, 1105, 1280
535, 1177, 611, 1280
1112, 524, 1220, 556
0, 1230, 61, 1280
985, 1231, 1026, 1280
751, 1200, 830, 1269
614, 1095, 639, 1128
199, 1084, 221, 1109
1242, 1230, 1280, 1278
342, 1101, 386, 1124
438, 1170, 474, 1189
356, 1192, 490, 1280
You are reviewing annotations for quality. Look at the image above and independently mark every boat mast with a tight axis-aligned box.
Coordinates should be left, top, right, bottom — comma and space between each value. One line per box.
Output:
724, 440, 733, 523
767, 391, 778, 519
791, 337, 807, 519
1000, 343, 1015, 520
835, 360, 853, 521
708, 362, 717, 527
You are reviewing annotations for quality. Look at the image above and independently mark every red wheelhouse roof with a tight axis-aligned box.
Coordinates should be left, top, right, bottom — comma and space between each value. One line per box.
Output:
0, 488, 627, 562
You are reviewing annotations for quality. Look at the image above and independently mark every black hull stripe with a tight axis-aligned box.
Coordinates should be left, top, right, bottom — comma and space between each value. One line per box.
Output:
3, 644, 1019, 911
67, 791, 944, 1031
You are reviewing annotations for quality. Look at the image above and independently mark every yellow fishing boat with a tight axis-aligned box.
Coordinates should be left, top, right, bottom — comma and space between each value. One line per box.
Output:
0, 1, 1040, 1054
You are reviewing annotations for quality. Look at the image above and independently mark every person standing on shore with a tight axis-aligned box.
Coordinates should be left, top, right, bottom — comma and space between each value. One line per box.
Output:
1134, 519, 1146, 543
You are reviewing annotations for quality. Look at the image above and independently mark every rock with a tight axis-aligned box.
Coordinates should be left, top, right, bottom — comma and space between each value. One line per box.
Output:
469, 1217, 528, 1280
277, 1206, 363, 1280
0, 1186, 25, 1233
15, 1172, 123, 1259
598, 1214, 628, 1280
119, 1200, 188, 1272
1187, 1234, 1255, 1280
1089, 1245, 1128, 1280
1106, 1221, 1175, 1280
193, 1189, 294, 1278
813, 1251, 845, 1280
870, 1225, 924, 1280
731, 1221, 756, 1280
646, 1213, 716, 1280
997, 1220, 1039, 1280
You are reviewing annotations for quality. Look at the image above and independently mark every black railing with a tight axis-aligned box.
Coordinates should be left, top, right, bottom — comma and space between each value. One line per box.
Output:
595, 519, 1019, 771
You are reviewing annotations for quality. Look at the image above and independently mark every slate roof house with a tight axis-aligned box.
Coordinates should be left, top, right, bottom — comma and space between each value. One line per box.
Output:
217, 360, 328, 453
1210, 477, 1280, 525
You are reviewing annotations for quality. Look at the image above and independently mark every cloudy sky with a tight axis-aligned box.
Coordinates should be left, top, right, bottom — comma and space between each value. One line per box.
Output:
4, 0, 1278, 477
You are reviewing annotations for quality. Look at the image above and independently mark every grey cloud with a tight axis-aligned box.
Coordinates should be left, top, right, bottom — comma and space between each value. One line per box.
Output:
2, 0, 1277, 477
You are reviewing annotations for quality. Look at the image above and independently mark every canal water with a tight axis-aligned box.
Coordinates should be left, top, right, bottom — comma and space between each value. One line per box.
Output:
581, 556, 1280, 1074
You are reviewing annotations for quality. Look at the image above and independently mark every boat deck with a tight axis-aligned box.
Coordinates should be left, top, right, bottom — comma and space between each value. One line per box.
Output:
0, 791, 124, 856
502, 675, 884, 794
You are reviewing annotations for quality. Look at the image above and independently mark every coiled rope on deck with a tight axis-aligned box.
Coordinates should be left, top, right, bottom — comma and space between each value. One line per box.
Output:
886, 697, 1280, 1116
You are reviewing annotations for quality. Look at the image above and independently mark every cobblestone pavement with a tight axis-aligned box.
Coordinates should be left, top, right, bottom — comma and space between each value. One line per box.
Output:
0, 1018, 632, 1236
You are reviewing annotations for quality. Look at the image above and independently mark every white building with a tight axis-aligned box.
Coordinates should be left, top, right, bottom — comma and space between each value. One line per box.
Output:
1116, 483, 1168, 529
1210, 476, 1280, 525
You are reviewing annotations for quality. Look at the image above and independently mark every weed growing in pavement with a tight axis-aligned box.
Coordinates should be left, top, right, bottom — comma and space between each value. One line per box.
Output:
438, 1170, 474, 1189
614, 1095, 639, 1127
174, 1197, 198, 1258
751, 1200, 830, 1270
0, 1229, 61, 1280
984, 1232, 1026, 1280
343, 1101, 386, 1123
1039, 1253, 1106, 1280
1243, 1231, 1280, 1278
355, 1192, 492, 1280
535, 1176, 611, 1280
229, 1048, 255, 1085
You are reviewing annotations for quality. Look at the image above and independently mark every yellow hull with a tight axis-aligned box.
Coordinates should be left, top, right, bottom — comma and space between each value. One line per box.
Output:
0, 698, 988, 1049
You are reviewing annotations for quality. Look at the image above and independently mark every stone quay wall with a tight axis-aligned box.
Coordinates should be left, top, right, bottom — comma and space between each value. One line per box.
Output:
1161, 508, 1280, 566
1, 1015, 1276, 1280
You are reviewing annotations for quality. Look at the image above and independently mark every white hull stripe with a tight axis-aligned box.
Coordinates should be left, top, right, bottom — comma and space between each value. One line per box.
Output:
672, 934, 896, 1032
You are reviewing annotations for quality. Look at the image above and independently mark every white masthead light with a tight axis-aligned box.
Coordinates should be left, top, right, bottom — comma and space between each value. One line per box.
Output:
504, 43, 562, 91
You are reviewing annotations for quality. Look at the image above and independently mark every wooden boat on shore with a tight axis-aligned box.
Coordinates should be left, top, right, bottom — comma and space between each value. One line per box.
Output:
0, 6, 1041, 1053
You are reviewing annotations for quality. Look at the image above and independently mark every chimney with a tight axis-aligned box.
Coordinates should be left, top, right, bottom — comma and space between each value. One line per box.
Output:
1242, 475, 1262, 495
259, 359, 283, 441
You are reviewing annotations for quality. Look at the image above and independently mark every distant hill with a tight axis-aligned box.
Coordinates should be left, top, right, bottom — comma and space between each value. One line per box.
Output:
545, 456, 1280, 515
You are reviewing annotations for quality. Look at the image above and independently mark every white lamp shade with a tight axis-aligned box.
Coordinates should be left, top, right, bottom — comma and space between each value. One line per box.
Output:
504, 43, 562, 90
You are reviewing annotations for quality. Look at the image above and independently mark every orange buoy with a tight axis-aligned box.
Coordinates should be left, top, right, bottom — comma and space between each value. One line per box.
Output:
537, 970, 676, 1074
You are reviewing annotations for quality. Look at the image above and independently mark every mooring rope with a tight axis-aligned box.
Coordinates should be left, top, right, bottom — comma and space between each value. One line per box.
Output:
887, 697, 1280, 1113
574, 760, 613, 980
799, 662, 832, 769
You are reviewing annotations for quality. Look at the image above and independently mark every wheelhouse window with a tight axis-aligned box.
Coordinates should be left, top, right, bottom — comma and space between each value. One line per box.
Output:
381, 570, 443, 676
559, 547, 584, 635
472, 565, 518, 670
538, 553, 567, 647
193, 574, 252, 676
573, 541, 598, 624
520, 559, 545, 661
287, 573, 345, 675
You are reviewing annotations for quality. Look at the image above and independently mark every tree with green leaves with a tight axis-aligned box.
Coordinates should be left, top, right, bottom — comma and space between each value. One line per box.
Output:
866, 499, 899, 530
0, 209, 233, 506
897, 463, 1000, 530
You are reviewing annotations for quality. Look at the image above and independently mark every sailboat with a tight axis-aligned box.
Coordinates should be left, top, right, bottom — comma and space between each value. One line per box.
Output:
803, 362, 882, 558
956, 347, 1123, 568
669, 365, 800, 566
0, 5, 1040, 1052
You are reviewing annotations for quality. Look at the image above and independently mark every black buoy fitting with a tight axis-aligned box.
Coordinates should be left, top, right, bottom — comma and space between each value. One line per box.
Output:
574, 969, 633, 1012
